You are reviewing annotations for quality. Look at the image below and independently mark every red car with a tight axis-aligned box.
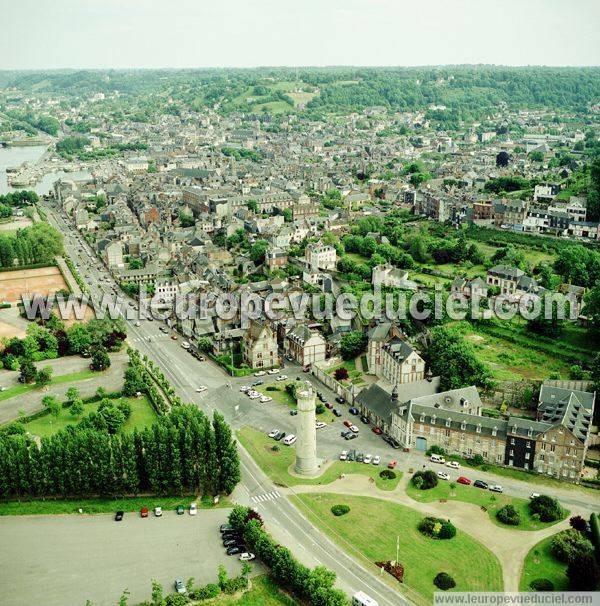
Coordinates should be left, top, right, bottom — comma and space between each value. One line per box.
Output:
457, 476, 471, 485
387, 460, 397, 469
343, 420, 352, 428
140, 506, 149, 518
371, 426, 383, 435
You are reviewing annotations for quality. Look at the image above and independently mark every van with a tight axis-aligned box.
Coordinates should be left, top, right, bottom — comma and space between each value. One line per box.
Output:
430, 454, 445, 464
283, 434, 297, 446
352, 591, 378, 606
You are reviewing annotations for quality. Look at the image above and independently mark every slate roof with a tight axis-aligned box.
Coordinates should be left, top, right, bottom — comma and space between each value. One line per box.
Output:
382, 337, 415, 362
538, 385, 595, 441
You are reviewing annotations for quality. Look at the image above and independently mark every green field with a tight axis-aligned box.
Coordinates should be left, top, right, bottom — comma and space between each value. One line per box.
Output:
0, 494, 231, 516
24, 395, 157, 438
237, 427, 401, 490
519, 535, 569, 591
292, 493, 503, 605
406, 481, 567, 531
0, 368, 99, 402
216, 575, 296, 606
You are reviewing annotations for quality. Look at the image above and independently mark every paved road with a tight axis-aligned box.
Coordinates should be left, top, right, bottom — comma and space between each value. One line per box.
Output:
40, 200, 599, 605
0, 508, 248, 606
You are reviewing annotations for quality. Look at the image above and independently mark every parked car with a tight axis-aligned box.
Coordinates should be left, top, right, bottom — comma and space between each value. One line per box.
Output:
387, 460, 397, 469
390, 437, 401, 449
317, 393, 326, 402
339, 450, 348, 461
349, 407, 359, 415
325, 401, 333, 409
140, 507, 149, 518
189, 502, 197, 515
473, 480, 488, 489
382, 434, 393, 444
251, 380, 264, 386
290, 409, 298, 416
226, 546, 243, 556
347, 450, 356, 462
335, 397, 345, 404
457, 476, 471, 485
343, 420, 352, 428
489, 484, 503, 493
260, 396, 272, 403
372, 455, 381, 465
363, 454, 373, 464
345, 432, 358, 441
267, 368, 280, 375
276, 375, 288, 381
154, 506, 163, 517
356, 452, 364, 463
174, 579, 186, 594
360, 415, 370, 424
223, 538, 240, 547
181, 341, 190, 349
446, 460, 460, 469
222, 532, 242, 541
316, 421, 326, 429
268, 428, 280, 438
349, 425, 359, 433
371, 426, 383, 435
220, 523, 233, 533
341, 430, 351, 438
115, 510, 124, 522
530, 492, 541, 499
176, 505, 185, 515
239, 552, 255, 561
430, 454, 446, 464
274, 431, 286, 441
248, 393, 261, 400
254, 371, 266, 377
332, 409, 342, 417
303, 365, 310, 372
283, 434, 297, 445
196, 386, 207, 393
437, 471, 450, 481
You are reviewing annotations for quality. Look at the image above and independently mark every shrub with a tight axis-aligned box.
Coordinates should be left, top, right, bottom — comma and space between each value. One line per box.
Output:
551, 529, 594, 563
426, 445, 446, 456
472, 454, 485, 466
191, 583, 220, 600
590, 513, 600, 558
567, 553, 600, 590
569, 515, 588, 533
419, 517, 456, 540
434, 572, 456, 590
412, 470, 438, 490
496, 504, 521, 526
271, 444, 280, 452
315, 403, 326, 414
530, 578, 554, 592
529, 495, 563, 522
379, 469, 396, 480
375, 560, 404, 583
265, 385, 278, 391
331, 504, 350, 517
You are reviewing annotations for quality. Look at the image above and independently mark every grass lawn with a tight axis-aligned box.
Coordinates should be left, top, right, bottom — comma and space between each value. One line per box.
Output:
217, 575, 296, 606
519, 535, 568, 591
292, 493, 503, 605
24, 395, 157, 438
257, 382, 335, 423
0, 494, 231, 516
0, 368, 98, 403
406, 481, 568, 531
237, 427, 401, 490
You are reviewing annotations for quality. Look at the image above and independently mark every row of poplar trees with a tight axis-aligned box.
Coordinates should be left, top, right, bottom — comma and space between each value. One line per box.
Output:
0, 405, 240, 499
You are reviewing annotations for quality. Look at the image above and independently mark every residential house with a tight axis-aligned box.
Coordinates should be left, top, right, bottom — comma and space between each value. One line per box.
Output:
242, 320, 278, 369
285, 324, 327, 366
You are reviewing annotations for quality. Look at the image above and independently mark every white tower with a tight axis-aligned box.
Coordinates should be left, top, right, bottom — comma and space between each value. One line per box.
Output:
294, 382, 319, 475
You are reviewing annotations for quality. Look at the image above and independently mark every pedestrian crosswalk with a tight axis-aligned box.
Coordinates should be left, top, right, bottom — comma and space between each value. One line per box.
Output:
251, 491, 281, 504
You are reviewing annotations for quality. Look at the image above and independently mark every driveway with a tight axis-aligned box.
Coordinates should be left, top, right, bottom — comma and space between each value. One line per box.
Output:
0, 508, 250, 606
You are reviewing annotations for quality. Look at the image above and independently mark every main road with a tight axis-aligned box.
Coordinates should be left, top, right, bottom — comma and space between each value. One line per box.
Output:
43, 201, 408, 606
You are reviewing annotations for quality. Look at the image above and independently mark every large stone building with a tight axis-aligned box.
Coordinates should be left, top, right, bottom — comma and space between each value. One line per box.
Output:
285, 324, 326, 366
305, 241, 336, 271
242, 320, 278, 369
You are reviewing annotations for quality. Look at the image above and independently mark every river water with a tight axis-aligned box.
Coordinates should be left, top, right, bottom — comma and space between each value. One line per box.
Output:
0, 145, 90, 195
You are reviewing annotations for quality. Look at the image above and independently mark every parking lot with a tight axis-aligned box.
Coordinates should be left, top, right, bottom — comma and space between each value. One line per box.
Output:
0, 508, 251, 606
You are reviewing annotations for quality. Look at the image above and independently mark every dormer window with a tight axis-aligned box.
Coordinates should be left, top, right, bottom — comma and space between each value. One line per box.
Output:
492, 426, 497, 437
460, 421, 466, 431
476, 424, 482, 434
446, 418, 451, 428
527, 427, 533, 438
431, 415, 436, 425
512, 425, 517, 434
420, 414, 425, 423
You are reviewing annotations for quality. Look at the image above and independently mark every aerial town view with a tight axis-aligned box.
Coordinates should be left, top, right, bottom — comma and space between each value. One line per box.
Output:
0, 2, 599, 606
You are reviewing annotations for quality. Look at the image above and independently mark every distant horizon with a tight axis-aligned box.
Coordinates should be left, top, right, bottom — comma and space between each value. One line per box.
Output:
2, 0, 599, 70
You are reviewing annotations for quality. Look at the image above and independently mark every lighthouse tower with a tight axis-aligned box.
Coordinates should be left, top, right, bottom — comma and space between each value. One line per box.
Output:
294, 382, 319, 475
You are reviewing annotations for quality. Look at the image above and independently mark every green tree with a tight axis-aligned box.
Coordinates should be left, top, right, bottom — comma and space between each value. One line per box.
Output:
70, 398, 85, 417
41, 395, 61, 417
18, 357, 37, 384
196, 337, 212, 353
35, 366, 53, 388
90, 348, 111, 371
65, 386, 80, 403
339, 331, 367, 360
213, 411, 241, 495
249, 239, 269, 264
584, 283, 600, 331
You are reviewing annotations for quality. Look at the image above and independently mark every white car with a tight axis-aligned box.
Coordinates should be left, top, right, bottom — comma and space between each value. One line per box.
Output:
530, 492, 541, 499
248, 393, 261, 400
283, 434, 297, 445
239, 552, 255, 561
446, 460, 460, 469
267, 368, 280, 375
189, 502, 197, 515
260, 396, 272, 403
363, 454, 373, 464
489, 484, 503, 493
154, 506, 163, 517
437, 471, 450, 481
181, 341, 190, 349
268, 429, 280, 438
240, 385, 250, 392
372, 455, 381, 465
316, 421, 327, 429
276, 375, 288, 381
254, 371, 266, 377
246, 390, 259, 397
349, 425, 359, 433
196, 386, 207, 393
339, 450, 348, 461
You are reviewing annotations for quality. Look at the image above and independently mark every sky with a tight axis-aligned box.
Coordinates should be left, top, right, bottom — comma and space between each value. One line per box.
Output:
1, 0, 599, 70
